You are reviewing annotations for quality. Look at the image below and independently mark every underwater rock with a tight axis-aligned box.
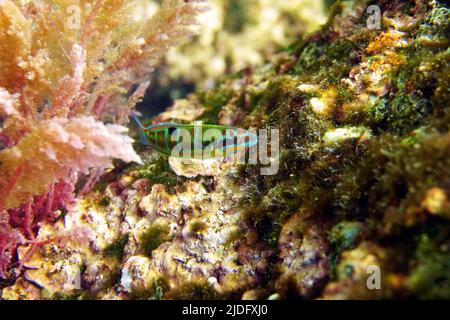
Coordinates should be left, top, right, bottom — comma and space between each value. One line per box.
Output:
82, 261, 118, 295
157, 99, 205, 123
138, 175, 271, 297
1, 277, 42, 300
321, 242, 402, 300
241, 289, 265, 300
120, 255, 154, 294
323, 127, 373, 145
168, 157, 224, 178
18, 241, 84, 297
3, 152, 271, 299
276, 211, 329, 298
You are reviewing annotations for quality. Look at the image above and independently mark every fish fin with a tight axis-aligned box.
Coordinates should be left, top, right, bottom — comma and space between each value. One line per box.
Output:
139, 129, 151, 146
132, 114, 147, 130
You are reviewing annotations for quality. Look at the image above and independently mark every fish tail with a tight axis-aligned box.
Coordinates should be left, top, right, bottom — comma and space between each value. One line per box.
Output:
132, 114, 147, 130
139, 129, 151, 146
132, 114, 152, 145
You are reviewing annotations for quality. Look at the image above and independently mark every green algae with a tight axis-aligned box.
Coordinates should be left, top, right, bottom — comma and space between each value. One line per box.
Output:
41, 289, 85, 300
189, 220, 208, 237
98, 196, 111, 207
408, 224, 450, 299
198, 89, 235, 123
134, 156, 188, 194
129, 277, 169, 300
165, 280, 219, 300
139, 224, 172, 257
330, 221, 365, 251
68, 0, 447, 300
104, 235, 129, 262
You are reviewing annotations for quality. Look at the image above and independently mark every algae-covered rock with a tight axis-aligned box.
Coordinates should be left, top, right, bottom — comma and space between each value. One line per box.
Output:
276, 211, 329, 298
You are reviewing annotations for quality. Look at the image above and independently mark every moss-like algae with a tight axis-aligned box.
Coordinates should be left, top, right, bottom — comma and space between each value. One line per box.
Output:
129, 277, 170, 300
165, 280, 219, 300
104, 235, 129, 262
212, 0, 450, 298
139, 224, 172, 257
134, 156, 188, 194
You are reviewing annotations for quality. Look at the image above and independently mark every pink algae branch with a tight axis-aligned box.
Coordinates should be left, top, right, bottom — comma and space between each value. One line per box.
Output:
50, 43, 86, 118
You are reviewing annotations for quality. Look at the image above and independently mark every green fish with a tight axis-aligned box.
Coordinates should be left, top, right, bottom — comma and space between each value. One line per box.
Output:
133, 115, 258, 159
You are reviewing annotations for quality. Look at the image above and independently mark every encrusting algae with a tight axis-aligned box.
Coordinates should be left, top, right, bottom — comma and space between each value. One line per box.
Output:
1, 0, 450, 300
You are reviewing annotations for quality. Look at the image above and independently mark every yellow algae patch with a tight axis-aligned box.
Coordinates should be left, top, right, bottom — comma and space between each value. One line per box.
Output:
310, 88, 337, 116
422, 187, 449, 217
365, 30, 408, 55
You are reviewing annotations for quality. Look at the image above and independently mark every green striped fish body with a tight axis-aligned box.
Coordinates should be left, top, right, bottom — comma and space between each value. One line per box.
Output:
134, 118, 258, 159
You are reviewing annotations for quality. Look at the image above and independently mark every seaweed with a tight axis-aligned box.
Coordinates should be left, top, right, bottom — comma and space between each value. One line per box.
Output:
139, 224, 172, 257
